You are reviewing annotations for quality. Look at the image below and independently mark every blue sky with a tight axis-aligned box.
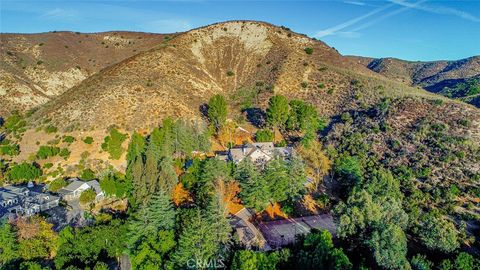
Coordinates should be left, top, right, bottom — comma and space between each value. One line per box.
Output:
1, 0, 479, 61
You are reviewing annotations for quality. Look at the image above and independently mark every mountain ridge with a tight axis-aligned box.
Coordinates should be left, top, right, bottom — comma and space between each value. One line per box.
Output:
348, 55, 480, 107
28, 20, 450, 131
0, 30, 171, 115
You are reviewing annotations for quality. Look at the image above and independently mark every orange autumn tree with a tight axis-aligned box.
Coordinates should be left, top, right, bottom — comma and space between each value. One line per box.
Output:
215, 178, 243, 214
265, 202, 288, 219
172, 182, 192, 206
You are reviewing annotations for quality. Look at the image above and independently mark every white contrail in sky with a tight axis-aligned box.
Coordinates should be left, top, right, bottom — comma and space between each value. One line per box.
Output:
315, 0, 478, 38
351, 0, 427, 32
390, 0, 480, 22
314, 2, 395, 38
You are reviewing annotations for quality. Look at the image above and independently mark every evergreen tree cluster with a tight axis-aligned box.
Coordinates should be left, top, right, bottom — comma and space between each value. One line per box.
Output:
234, 156, 307, 212
265, 95, 326, 147
126, 118, 210, 205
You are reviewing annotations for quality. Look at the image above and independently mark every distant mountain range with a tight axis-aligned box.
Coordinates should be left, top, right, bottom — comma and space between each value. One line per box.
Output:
349, 56, 480, 107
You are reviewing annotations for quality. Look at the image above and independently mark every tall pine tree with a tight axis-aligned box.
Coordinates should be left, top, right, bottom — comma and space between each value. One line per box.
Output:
235, 159, 270, 212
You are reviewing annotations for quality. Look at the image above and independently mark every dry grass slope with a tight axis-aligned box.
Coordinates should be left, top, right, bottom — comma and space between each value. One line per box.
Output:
30, 21, 460, 131
0, 31, 170, 115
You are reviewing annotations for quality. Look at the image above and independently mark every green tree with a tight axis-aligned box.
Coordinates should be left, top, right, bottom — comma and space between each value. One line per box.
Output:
335, 190, 377, 237
55, 220, 127, 269
128, 190, 175, 250
80, 168, 96, 180
172, 209, 219, 268
417, 211, 459, 253
143, 146, 160, 197
100, 174, 117, 197
19, 261, 46, 270
62, 135, 75, 143
130, 229, 175, 269
287, 99, 319, 132
0, 222, 18, 266
128, 191, 176, 269
286, 156, 307, 199
208, 94, 228, 130
195, 158, 230, 206
410, 254, 432, 270
49, 178, 67, 192
131, 155, 146, 205
335, 165, 409, 269
93, 262, 109, 270
0, 143, 20, 156
454, 252, 477, 270
439, 259, 453, 270
296, 230, 352, 270
235, 159, 270, 211
304, 47, 313, 54
231, 250, 289, 270
365, 169, 402, 201
255, 129, 274, 142
79, 188, 96, 204
207, 188, 232, 250
368, 225, 409, 269
36, 145, 60, 159
126, 132, 146, 166
158, 157, 178, 196
101, 128, 127, 160
266, 95, 289, 128
3, 112, 26, 134
83, 136, 94, 144
264, 158, 290, 203
334, 155, 363, 197
7, 162, 42, 183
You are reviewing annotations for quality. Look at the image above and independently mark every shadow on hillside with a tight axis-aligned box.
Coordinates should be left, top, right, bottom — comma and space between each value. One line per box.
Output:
243, 108, 266, 128
199, 103, 209, 119
424, 78, 467, 94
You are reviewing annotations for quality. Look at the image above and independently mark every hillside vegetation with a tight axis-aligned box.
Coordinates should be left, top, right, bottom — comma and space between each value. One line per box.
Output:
350, 56, 480, 107
0, 20, 479, 270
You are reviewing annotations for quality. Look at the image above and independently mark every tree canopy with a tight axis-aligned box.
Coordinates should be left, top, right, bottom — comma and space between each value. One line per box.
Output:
208, 94, 228, 130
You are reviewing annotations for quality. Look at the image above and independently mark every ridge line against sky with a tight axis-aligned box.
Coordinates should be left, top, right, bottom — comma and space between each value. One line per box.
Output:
1, 0, 479, 61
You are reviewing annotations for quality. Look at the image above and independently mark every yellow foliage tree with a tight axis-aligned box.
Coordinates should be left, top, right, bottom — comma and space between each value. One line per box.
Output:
217, 120, 237, 147
302, 194, 319, 214
16, 216, 59, 260
297, 141, 332, 190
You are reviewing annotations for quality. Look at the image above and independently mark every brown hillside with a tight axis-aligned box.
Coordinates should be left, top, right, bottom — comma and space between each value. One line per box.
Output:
0, 31, 171, 115
2, 20, 479, 176
31, 21, 441, 131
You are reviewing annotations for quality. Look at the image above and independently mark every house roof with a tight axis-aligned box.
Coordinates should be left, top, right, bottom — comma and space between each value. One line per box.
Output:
0, 190, 19, 201
63, 180, 88, 192
252, 142, 275, 150
0, 186, 28, 203
235, 207, 253, 220
86, 180, 102, 195
58, 179, 103, 195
